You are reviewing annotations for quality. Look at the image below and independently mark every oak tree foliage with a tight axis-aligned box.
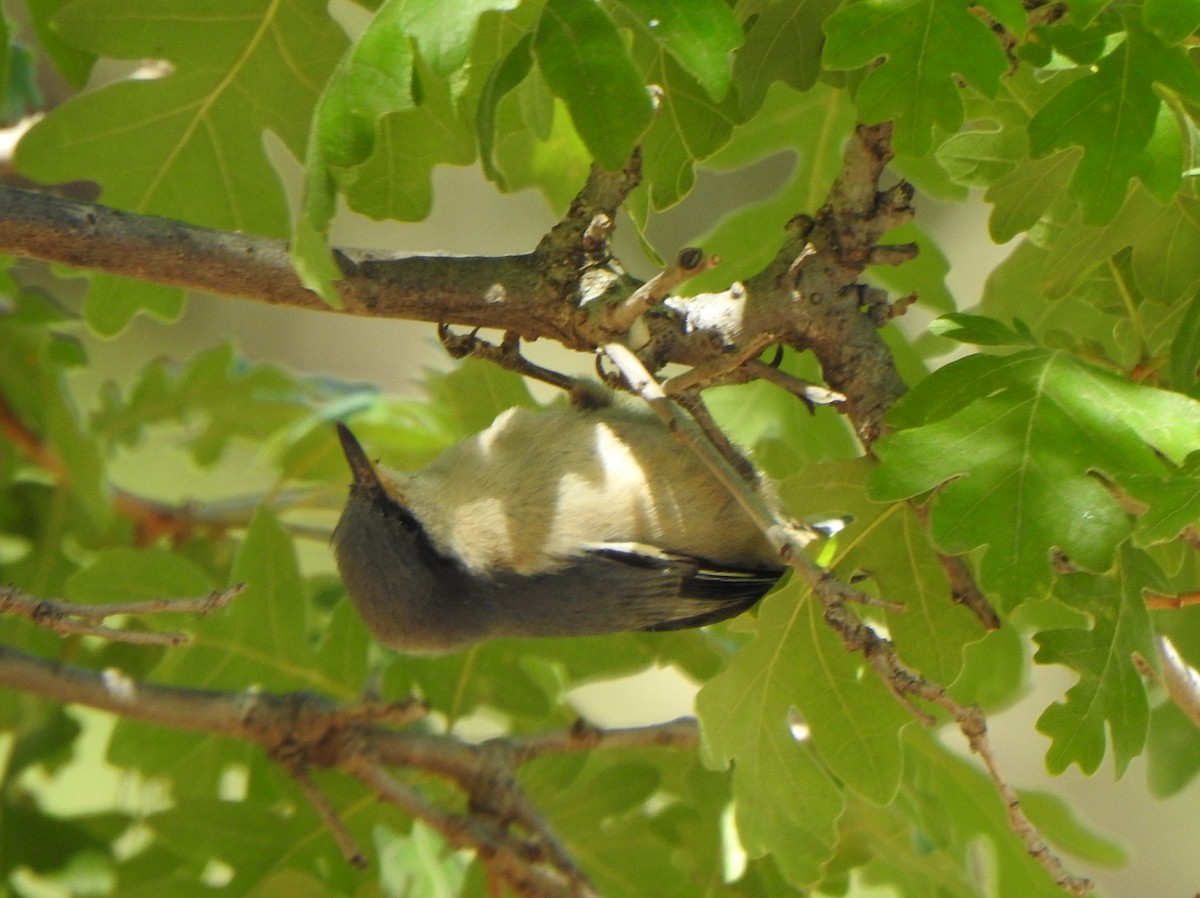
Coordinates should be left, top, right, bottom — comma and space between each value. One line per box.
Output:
1, 1, 1199, 896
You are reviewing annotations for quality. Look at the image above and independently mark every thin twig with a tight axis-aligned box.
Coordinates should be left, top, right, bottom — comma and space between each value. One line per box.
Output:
660, 335, 776, 396
741, 358, 845, 406
288, 765, 368, 869
512, 717, 700, 761
672, 390, 757, 481
1144, 590, 1200, 610
0, 584, 245, 644
439, 325, 582, 393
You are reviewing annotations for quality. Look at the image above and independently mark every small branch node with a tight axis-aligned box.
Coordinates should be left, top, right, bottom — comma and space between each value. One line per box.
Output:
787, 242, 820, 283
604, 246, 719, 334
582, 213, 612, 251
868, 244, 920, 267
885, 291, 918, 319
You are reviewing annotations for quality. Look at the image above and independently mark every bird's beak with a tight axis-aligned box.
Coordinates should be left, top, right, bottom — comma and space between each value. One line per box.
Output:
336, 422, 382, 491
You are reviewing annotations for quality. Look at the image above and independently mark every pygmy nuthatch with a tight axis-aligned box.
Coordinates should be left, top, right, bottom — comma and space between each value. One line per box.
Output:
332, 404, 786, 653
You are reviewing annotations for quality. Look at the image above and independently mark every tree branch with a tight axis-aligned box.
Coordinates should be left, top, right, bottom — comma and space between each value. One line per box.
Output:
0, 643, 697, 896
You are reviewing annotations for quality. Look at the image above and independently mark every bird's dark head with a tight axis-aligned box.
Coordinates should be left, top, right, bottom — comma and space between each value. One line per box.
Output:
332, 423, 484, 653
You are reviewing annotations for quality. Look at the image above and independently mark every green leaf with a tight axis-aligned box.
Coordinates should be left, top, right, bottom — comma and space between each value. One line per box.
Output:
823, 0, 1010, 156
1035, 19, 1109, 62
24, 0, 96, 87
2, 704, 82, 783
948, 621, 1027, 710
684, 83, 857, 295
395, 0, 520, 76
82, 275, 184, 338
478, 33, 534, 185
426, 357, 537, 435
732, 0, 839, 116
979, 240, 1132, 367
375, 821, 469, 898
1170, 289, 1200, 395
144, 795, 370, 889
533, 0, 653, 170
613, 0, 743, 101
935, 124, 1026, 189
92, 343, 317, 466
67, 548, 211, 604
985, 148, 1080, 242
699, 669, 844, 885
1145, 0, 1200, 44
1125, 452, 1200, 545
0, 800, 112, 878
1036, 187, 1200, 309
489, 70, 592, 211
928, 313, 1035, 347
699, 575, 913, 883
0, 315, 108, 525
1018, 790, 1126, 867
1028, 19, 1200, 223
870, 350, 1200, 607
0, 18, 13, 123
1147, 700, 1200, 797
900, 727, 1068, 898
291, 0, 416, 299
1034, 547, 1158, 775
15, 0, 347, 236
778, 460, 984, 686
632, 41, 738, 210
524, 753, 726, 897
336, 66, 476, 222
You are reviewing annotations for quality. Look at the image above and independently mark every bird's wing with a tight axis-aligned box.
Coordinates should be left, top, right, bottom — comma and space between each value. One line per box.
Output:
484, 542, 783, 637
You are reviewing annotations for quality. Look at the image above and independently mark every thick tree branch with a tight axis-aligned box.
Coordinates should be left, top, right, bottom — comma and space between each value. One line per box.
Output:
0, 184, 583, 340
0, 130, 907, 421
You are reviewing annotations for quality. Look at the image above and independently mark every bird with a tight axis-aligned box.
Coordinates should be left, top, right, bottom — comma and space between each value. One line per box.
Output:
331, 402, 787, 653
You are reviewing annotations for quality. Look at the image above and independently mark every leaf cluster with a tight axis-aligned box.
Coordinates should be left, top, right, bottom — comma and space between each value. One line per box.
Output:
3, 1, 1200, 896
